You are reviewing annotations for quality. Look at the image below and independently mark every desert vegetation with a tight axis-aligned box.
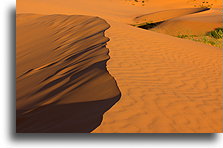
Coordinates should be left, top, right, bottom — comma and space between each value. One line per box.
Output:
17, 0, 222, 133
206, 28, 223, 39
191, 0, 214, 8
177, 28, 223, 48
125, 0, 148, 6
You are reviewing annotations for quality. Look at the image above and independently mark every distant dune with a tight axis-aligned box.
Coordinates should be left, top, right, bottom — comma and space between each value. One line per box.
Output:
151, 9, 222, 36
16, 14, 121, 132
16, 0, 222, 133
125, 0, 222, 8
133, 8, 209, 25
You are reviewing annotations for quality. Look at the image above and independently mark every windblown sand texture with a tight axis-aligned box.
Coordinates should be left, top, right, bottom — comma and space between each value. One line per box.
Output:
16, 0, 222, 133
16, 14, 121, 132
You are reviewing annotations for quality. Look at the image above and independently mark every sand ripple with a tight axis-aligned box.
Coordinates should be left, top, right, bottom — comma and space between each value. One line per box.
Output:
16, 14, 121, 132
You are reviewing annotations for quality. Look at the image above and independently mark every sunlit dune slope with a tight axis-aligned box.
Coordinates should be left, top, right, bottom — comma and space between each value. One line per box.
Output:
16, 0, 222, 133
125, 0, 222, 9
133, 8, 209, 25
152, 9, 222, 35
93, 21, 222, 133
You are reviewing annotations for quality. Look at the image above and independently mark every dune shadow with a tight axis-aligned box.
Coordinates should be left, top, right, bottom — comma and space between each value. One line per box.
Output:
16, 95, 120, 133
10, 7, 219, 138
15, 10, 121, 132
137, 21, 164, 29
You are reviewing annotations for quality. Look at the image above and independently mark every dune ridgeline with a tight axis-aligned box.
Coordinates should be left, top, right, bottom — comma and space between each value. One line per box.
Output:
16, 0, 222, 133
16, 14, 121, 132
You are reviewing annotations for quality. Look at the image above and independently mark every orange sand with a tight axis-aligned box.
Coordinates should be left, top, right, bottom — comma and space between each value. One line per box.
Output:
16, 14, 121, 132
16, 0, 222, 133
152, 9, 222, 35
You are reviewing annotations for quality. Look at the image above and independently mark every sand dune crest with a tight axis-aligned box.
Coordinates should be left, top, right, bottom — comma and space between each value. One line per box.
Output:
16, 14, 121, 132
133, 8, 209, 25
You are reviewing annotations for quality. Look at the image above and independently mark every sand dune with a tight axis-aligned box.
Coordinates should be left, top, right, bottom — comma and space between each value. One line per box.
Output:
16, 14, 121, 132
133, 8, 209, 25
125, 0, 222, 8
152, 9, 222, 35
94, 21, 222, 133
16, 0, 222, 133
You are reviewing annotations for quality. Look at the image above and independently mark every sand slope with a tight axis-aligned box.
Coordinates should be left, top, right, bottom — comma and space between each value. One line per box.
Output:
152, 9, 222, 35
94, 21, 222, 133
133, 8, 209, 25
16, 14, 121, 132
17, 0, 222, 133
125, 0, 222, 8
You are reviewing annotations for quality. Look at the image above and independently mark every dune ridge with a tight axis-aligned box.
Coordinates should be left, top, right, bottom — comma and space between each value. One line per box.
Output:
133, 8, 209, 25
151, 9, 222, 36
93, 21, 222, 133
16, 14, 121, 132
16, 0, 222, 133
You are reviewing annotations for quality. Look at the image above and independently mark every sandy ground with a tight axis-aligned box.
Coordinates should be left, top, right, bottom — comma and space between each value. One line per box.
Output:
16, 14, 121, 132
125, 0, 222, 8
16, 0, 222, 133
152, 9, 222, 36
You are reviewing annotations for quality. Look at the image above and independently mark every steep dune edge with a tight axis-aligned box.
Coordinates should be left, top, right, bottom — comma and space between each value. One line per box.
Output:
16, 14, 121, 133
16, 0, 222, 133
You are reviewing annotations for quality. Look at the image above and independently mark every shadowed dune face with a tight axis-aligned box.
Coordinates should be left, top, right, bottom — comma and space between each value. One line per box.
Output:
16, 14, 121, 133
16, 0, 222, 133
